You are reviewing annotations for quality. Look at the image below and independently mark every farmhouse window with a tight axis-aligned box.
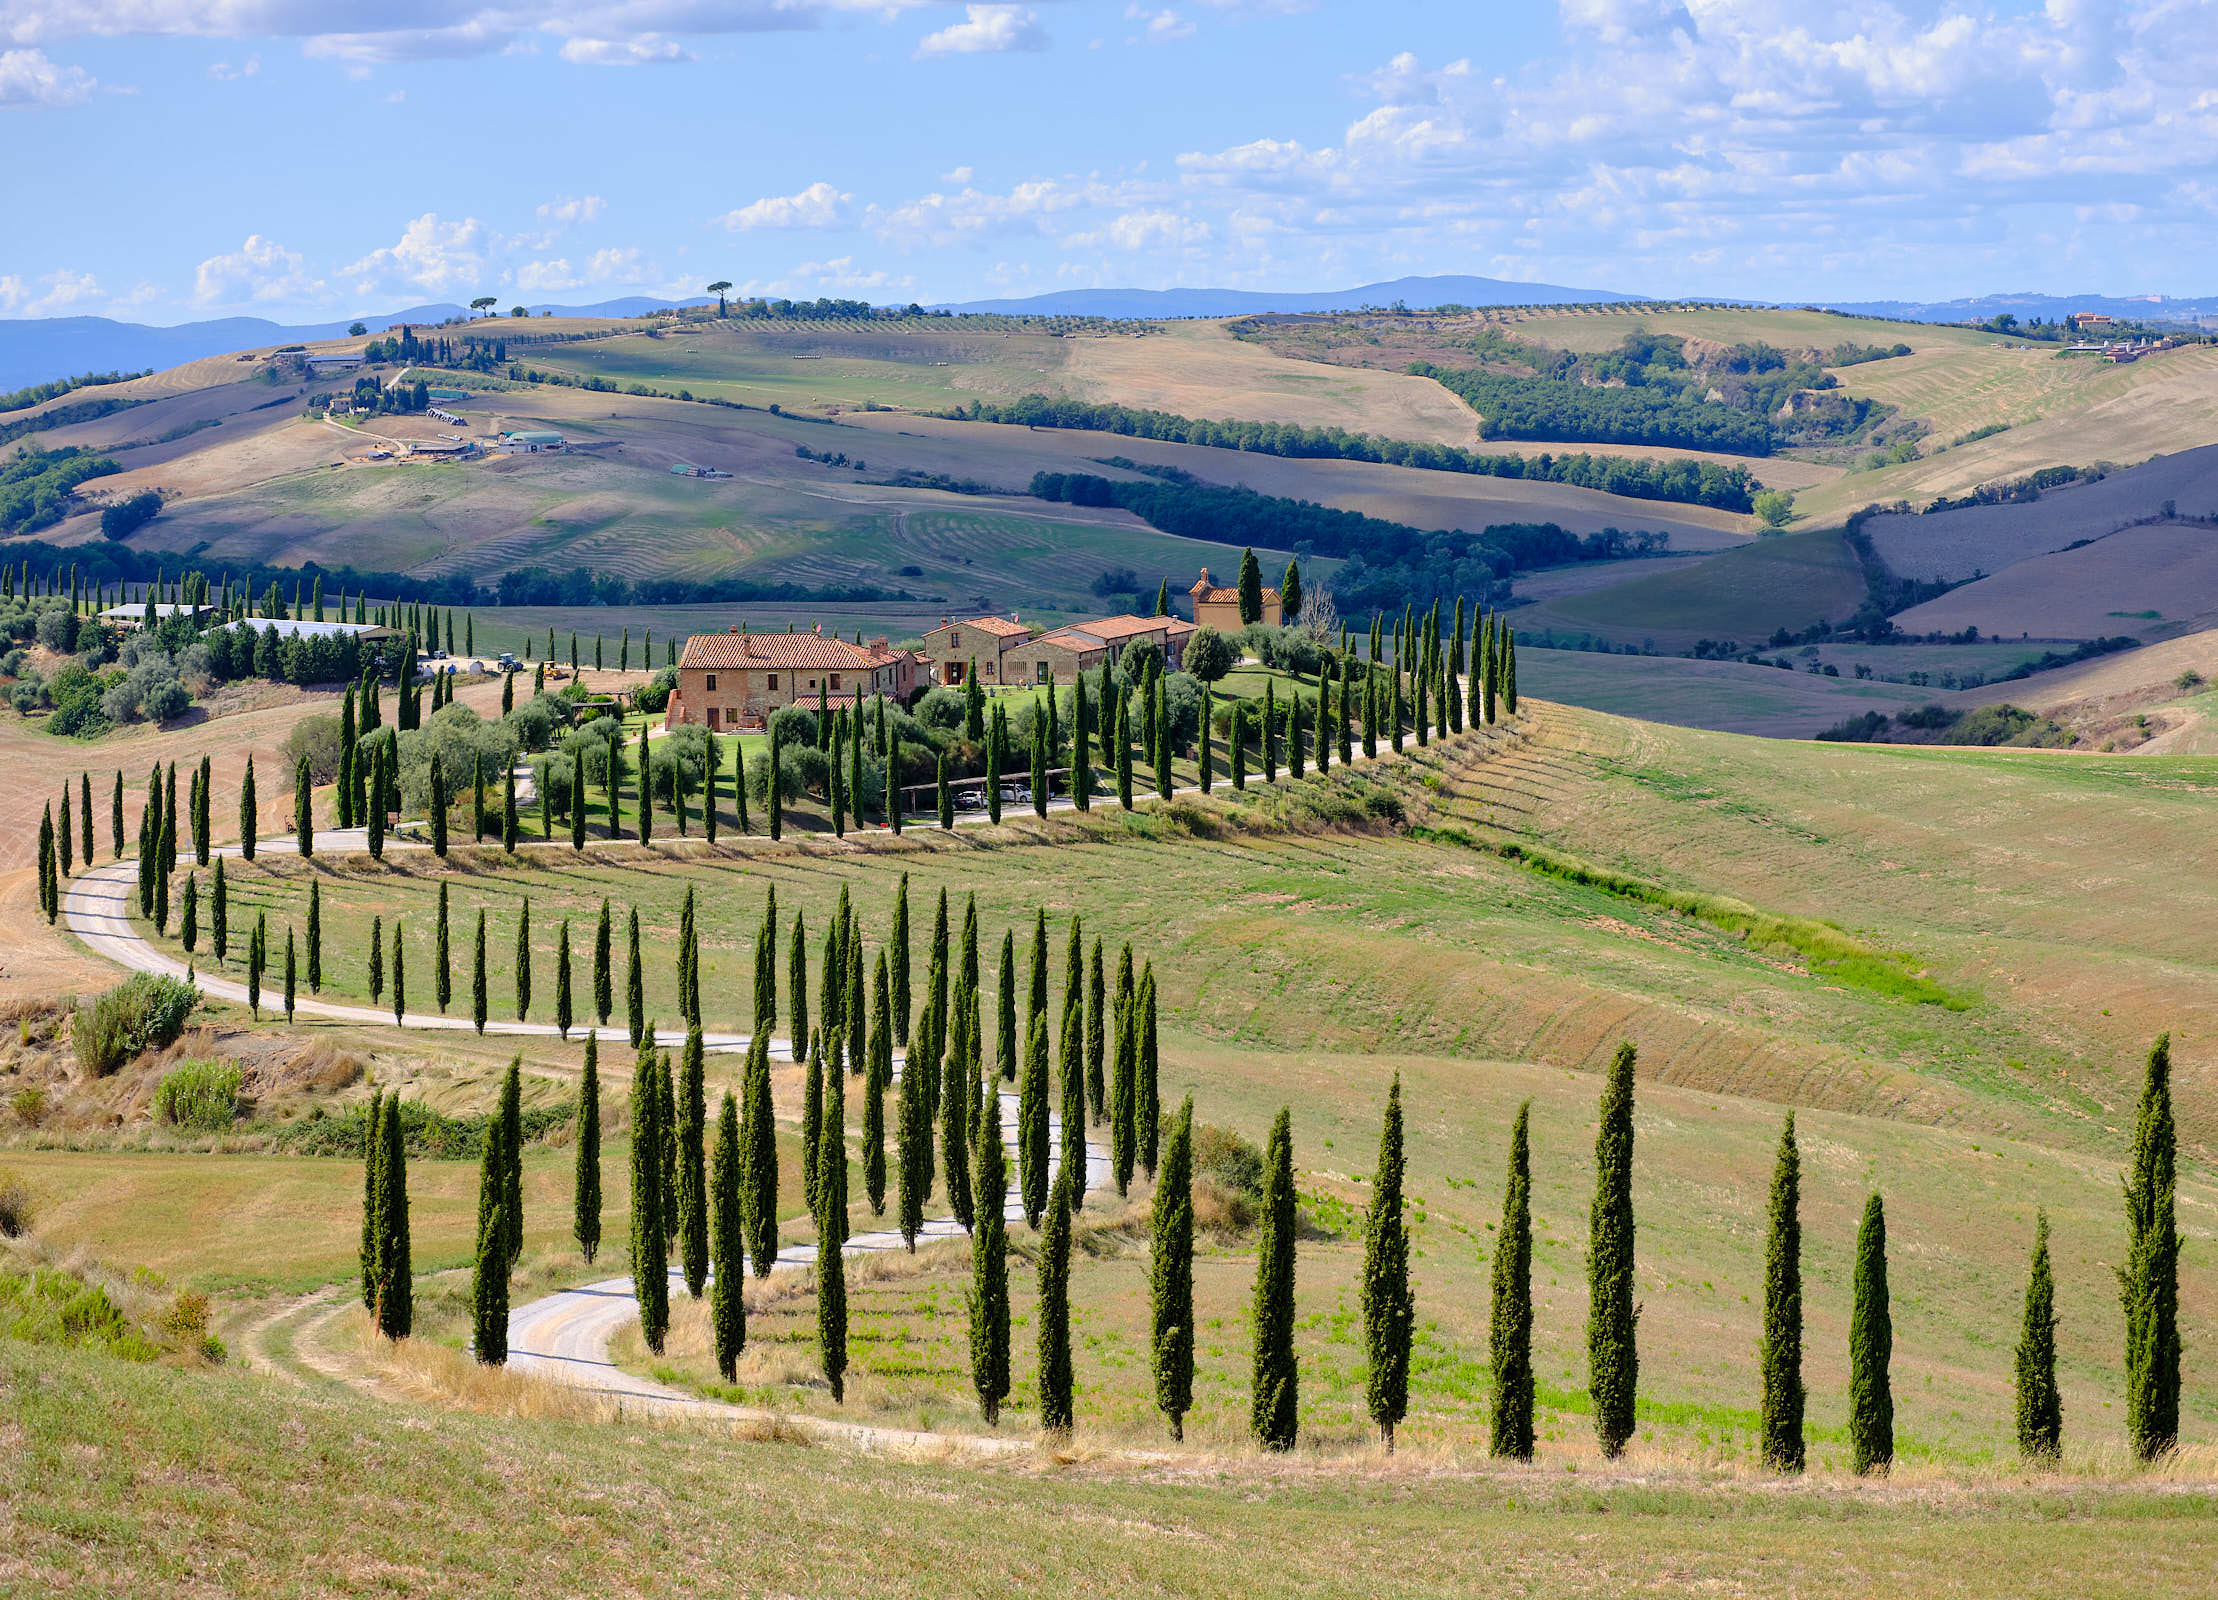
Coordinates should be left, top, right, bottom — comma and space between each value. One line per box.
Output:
705, 673, 717, 691
949, 629, 961, 647
1036, 661, 1051, 685
831, 674, 843, 691
769, 674, 780, 690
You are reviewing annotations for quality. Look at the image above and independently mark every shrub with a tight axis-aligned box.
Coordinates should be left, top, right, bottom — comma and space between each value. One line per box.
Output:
2175, 669, 2206, 694
101, 490, 162, 541
72, 973, 198, 1078
153, 1059, 243, 1132
1191, 1121, 1264, 1198
10, 1086, 44, 1126
0, 1169, 34, 1237
269, 1096, 574, 1159
281, 713, 347, 784
1185, 626, 1234, 683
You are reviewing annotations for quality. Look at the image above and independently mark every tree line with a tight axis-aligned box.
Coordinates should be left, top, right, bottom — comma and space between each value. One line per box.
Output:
949, 394, 1759, 512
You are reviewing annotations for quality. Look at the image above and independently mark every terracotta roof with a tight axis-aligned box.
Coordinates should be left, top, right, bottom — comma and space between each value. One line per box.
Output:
679, 632, 905, 671
1030, 627, 1110, 653
940, 615, 1031, 639
1069, 613, 1182, 641
1192, 585, 1280, 607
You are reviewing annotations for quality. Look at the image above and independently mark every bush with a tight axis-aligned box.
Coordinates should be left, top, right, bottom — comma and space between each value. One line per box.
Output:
269, 1096, 573, 1159
914, 686, 966, 732
633, 666, 678, 714
1191, 1121, 1264, 1198
152, 1060, 243, 1132
1184, 626, 1234, 683
282, 713, 346, 785
73, 974, 198, 1078
0, 1168, 34, 1237
748, 740, 828, 803
101, 491, 162, 541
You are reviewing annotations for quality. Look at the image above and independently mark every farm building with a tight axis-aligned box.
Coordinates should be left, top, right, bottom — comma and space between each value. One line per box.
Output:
217, 618, 394, 643
664, 629, 919, 732
99, 602, 210, 629
1189, 566, 1280, 631
917, 614, 1034, 686
1000, 614, 1194, 687
500, 430, 565, 453
668, 462, 732, 479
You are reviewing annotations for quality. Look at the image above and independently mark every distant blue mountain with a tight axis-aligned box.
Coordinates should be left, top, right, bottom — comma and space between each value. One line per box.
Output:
0, 297, 716, 392
933, 274, 1636, 318
1826, 291, 2218, 326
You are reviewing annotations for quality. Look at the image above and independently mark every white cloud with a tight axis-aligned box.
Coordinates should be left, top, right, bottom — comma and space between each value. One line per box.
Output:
876, 177, 1118, 245
515, 258, 581, 292
718, 180, 854, 231
193, 234, 323, 307
343, 213, 493, 296
1065, 208, 1212, 251
583, 245, 653, 283
205, 53, 258, 79
538, 194, 606, 224
0, 47, 94, 107
560, 35, 691, 65
916, 4, 1046, 58
6, 1, 930, 63
0, 268, 103, 315
941, 165, 974, 183
1124, 6, 1193, 44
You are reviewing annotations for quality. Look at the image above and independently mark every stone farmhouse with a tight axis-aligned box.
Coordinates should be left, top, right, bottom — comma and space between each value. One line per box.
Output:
916, 614, 1034, 687
664, 629, 919, 732
1190, 567, 1280, 632
1001, 614, 1196, 687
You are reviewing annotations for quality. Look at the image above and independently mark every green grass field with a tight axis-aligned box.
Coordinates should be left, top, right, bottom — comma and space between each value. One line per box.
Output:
1518, 529, 1867, 648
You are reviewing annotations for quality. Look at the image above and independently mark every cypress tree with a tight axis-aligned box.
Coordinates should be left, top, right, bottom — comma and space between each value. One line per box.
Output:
626, 908, 644, 1047
431, 756, 450, 856
986, 703, 1006, 823
574, 1034, 602, 1263
1030, 710, 1048, 817
239, 755, 256, 860
294, 756, 314, 855
996, 930, 1018, 1083
360, 1089, 384, 1309
1019, 1010, 1050, 1229
677, 886, 700, 1027
843, 910, 866, 1080
246, 913, 263, 1018
1058, 962, 1086, 1209
365, 743, 384, 860
369, 915, 384, 1005
636, 723, 653, 842
1587, 1040, 1639, 1458
801, 1040, 825, 1217
283, 926, 297, 1022
1263, 680, 1278, 779
429, 882, 444, 1010
551, 920, 573, 1037
514, 898, 532, 1020
1759, 1112, 1806, 1474
1489, 1100, 1535, 1460
890, 873, 911, 1044
1153, 677, 1173, 800
676, 1029, 708, 1295
373, 1095, 412, 1339
709, 1090, 745, 1380
57, 784, 72, 876
657, 1050, 680, 1248
742, 1033, 778, 1276
1085, 937, 1106, 1126
181, 872, 198, 955
2121, 1033, 2180, 1461
789, 910, 810, 1060
471, 1118, 510, 1365
863, 953, 890, 1216
211, 858, 227, 962
110, 769, 124, 861
502, 763, 518, 853
816, 1045, 849, 1402
1037, 1172, 1075, 1437
1199, 685, 1214, 792
940, 958, 973, 1234
594, 898, 612, 1025
897, 1011, 928, 1250
970, 1111, 1011, 1423
1362, 1075, 1414, 1451
1139, 964, 1161, 1175
1109, 962, 1137, 1194
1848, 1191, 1894, 1476
1151, 1096, 1195, 1441
630, 1042, 669, 1354
36, 806, 54, 924
1071, 673, 1092, 812
471, 909, 487, 1034
1251, 1106, 1299, 1450
571, 751, 587, 850
702, 733, 720, 845
2016, 1209, 2062, 1462
767, 727, 784, 841
390, 917, 406, 1024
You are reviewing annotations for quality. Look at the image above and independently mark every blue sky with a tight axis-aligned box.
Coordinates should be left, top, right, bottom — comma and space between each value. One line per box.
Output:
2, 1, 2213, 323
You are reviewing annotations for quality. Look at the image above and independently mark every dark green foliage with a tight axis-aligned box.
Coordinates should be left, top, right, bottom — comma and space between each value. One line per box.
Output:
1085, 938, 1105, 1127
359, 1089, 383, 1311
708, 1091, 745, 1381
1251, 1106, 1298, 1451
1489, 1101, 1535, 1460
554, 920, 573, 1039
1108, 956, 1136, 1195
896, 1014, 928, 1251
2121, 1033, 2180, 1461
1848, 1191, 1893, 1475
1037, 1172, 1074, 1436
741, 1033, 778, 1276
593, 899, 612, 1025
574, 1035, 602, 1264
2016, 1209, 2062, 1462
969, 1113, 1010, 1424
1138, 966, 1161, 1176
427, 883, 442, 1011
678, 1028, 709, 1297
788, 910, 809, 1061
1151, 1097, 1195, 1440
1058, 968, 1086, 1210
629, 1042, 669, 1355
283, 927, 296, 1021
890, 874, 910, 1045
371, 1096, 411, 1339
494, 1059, 523, 1268
862, 957, 890, 1217
471, 1119, 511, 1366
753, 891, 778, 1035
1018, 1010, 1049, 1229
389, 916, 406, 1024
471, 909, 487, 1035
294, 756, 313, 856
801, 1039, 825, 1218
996, 931, 1017, 1083
626, 908, 644, 1048
1362, 1075, 1414, 1450
1238, 546, 1264, 626
816, 1046, 848, 1403
677, 886, 699, 1028
1587, 1041, 1639, 1458
1759, 1112, 1805, 1474
513, 898, 532, 1021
